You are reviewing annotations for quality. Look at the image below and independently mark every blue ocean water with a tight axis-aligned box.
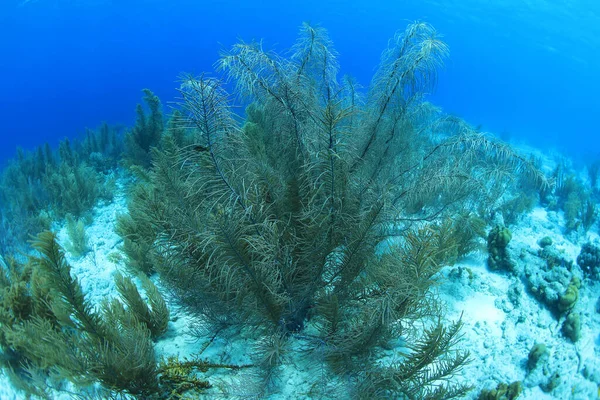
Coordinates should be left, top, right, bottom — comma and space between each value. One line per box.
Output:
0, 0, 598, 163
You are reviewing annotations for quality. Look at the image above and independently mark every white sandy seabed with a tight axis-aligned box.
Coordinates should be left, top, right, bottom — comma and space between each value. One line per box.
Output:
1, 154, 599, 400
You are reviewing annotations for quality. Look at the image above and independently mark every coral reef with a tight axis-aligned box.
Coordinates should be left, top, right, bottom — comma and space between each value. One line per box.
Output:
478, 381, 523, 400
118, 21, 544, 398
487, 226, 515, 272
537, 236, 553, 248
0, 20, 561, 399
577, 241, 600, 278
561, 312, 581, 343
527, 343, 549, 372
557, 277, 580, 314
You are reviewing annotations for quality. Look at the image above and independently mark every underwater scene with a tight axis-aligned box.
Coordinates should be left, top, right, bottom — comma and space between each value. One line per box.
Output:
0, 0, 599, 399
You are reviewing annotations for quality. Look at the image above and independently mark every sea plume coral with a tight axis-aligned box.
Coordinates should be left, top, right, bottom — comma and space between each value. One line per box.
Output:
122, 21, 544, 397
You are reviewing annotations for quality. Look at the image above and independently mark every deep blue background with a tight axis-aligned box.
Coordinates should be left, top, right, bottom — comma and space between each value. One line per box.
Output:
0, 0, 598, 164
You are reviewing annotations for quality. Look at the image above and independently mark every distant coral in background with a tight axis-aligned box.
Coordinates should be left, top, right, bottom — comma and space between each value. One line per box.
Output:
0, 124, 121, 255
547, 161, 598, 233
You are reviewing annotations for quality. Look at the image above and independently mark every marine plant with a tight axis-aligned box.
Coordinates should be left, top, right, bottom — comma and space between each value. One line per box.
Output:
444, 212, 487, 261
0, 254, 57, 397
44, 137, 115, 218
166, 109, 189, 148
0, 145, 51, 253
120, 22, 545, 397
0, 231, 260, 398
500, 193, 537, 226
581, 199, 597, 232
499, 160, 541, 226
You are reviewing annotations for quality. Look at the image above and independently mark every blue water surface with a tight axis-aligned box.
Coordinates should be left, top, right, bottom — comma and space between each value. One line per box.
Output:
0, 0, 598, 164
